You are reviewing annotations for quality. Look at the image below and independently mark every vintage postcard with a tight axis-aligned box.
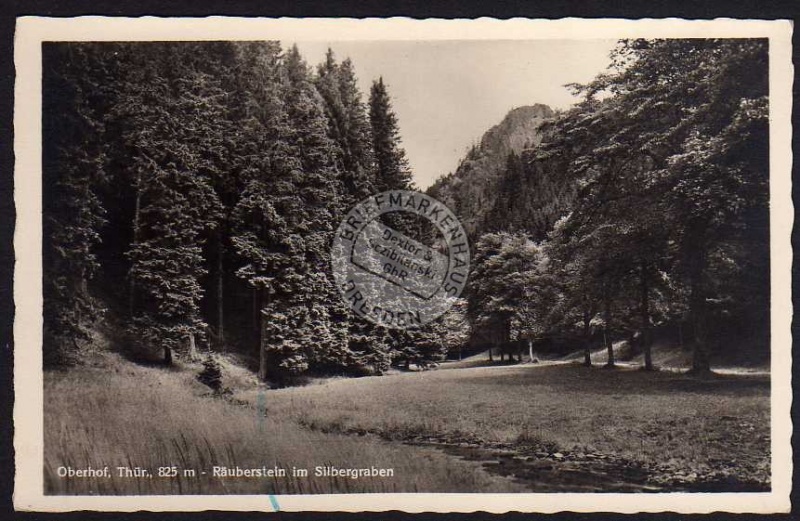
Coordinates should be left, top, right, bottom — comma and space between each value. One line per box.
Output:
13, 17, 793, 513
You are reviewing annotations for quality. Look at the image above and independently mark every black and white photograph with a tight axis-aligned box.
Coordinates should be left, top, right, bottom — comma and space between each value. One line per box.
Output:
12, 17, 793, 513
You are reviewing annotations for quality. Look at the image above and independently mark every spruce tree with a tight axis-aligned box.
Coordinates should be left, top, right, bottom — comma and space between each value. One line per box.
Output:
118, 44, 225, 363
279, 45, 348, 375
232, 45, 351, 380
229, 42, 300, 379
42, 44, 110, 364
315, 51, 376, 206
369, 77, 414, 192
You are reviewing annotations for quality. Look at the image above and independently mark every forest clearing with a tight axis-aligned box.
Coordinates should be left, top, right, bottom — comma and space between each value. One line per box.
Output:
44, 344, 770, 494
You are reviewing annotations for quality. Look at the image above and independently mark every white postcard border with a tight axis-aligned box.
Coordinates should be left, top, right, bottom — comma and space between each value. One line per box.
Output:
13, 16, 794, 513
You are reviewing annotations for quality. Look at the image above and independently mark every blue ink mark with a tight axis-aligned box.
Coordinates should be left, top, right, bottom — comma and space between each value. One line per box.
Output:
269, 494, 280, 512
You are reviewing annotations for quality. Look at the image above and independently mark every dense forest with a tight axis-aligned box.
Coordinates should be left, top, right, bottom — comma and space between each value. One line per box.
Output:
44, 38, 769, 384
431, 39, 770, 372
43, 42, 452, 382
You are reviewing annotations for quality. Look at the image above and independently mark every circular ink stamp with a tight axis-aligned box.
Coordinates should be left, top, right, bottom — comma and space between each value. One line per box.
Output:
331, 190, 470, 329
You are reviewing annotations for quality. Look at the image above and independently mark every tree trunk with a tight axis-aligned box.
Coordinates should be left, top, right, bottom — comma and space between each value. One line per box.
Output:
640, 262, 653, 371
258, 311, 268, 381
129, 174, 143, 317
603, 287, 615, 367
503, 320, 511, 362
691, 311, 710, 373
252, 287, 261, 352
528, 338, 534, 362
216, 229, 225, 348
164, 345, 172, 366
687, 228, 711, 374
187, 332, 199, 362
581, 306, 592, 366
690, 261, 710, 373
581, 304, 592, 366
79, 269, 88, 296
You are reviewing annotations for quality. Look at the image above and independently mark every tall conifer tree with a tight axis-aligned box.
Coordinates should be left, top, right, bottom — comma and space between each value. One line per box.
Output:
369, 77, 414, 192
119, 44, 225, 363
42, 44, 110, 364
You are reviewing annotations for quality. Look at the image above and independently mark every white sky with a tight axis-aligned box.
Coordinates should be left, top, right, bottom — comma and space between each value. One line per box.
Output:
294, 40, 617, 189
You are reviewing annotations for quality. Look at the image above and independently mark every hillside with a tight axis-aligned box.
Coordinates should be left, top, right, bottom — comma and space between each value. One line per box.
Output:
427, 104, 554, 239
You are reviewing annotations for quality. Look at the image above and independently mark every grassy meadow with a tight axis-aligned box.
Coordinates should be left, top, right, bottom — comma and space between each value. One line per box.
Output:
44, 350, 770, 494
44, 352, 527, 494
239, 363, 771, 490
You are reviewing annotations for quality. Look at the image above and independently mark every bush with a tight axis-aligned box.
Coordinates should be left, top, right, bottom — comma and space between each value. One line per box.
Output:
197, 356, 223, 391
